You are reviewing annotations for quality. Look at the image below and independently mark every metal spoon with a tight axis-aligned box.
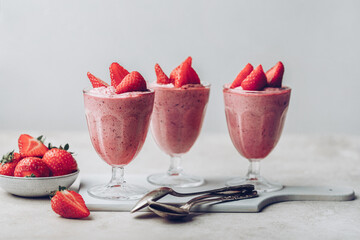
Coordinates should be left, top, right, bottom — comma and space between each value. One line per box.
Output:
131, 184, 254, 213
148, 191, 258, 219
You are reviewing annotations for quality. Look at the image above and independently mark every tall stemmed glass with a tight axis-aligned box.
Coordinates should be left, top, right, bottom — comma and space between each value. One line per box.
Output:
223, 86, 291, 192
147, 83, 210, 187
83, 88, 154, 200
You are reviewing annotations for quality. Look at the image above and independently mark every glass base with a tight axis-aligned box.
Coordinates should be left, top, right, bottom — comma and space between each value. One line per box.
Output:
226, 176, 283, 193
147, 172, 205, 188
87, 182, 148, 200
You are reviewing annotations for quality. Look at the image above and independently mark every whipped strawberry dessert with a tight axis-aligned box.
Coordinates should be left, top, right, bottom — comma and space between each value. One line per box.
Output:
224, 62, 290, 159
150, 57, 210, 155
224, 61, 291, 192
84, 63, 154, 200
84, 65, 154, 166
147, 57, 209, 187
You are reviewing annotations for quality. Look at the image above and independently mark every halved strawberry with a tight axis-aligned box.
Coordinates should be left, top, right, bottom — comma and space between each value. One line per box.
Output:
169, 56, 192, 84
230, 63, 254, 89
42, 148, 78, 176
170, 57, 201, 88
241, 65, 267, 91
14, 157, 50, 177
87, 72, 109, 88
266, 61, 284, 87
109, 62, 130, 88
0, 151, 21, 176
51, 188, 90, 219
115, 71, 147, 94
155, 63, 170, 84
18, 134, 48, 158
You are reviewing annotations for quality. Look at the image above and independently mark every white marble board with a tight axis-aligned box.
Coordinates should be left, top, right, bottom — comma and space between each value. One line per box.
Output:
78, 174, 355, 213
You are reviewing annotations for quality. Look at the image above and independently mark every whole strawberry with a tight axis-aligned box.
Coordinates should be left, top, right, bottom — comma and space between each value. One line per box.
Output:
42, 147, 77, 176
0, 151, 22, 176
14, 157, 50, 177
51, 187, 90, 219
18, 134, 48, 158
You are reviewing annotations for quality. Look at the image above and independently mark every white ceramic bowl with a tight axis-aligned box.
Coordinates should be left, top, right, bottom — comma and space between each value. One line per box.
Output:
0, 170, 79, 197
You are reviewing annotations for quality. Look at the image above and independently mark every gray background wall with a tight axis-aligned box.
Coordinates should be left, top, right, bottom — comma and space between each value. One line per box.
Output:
1, 0, 359, 134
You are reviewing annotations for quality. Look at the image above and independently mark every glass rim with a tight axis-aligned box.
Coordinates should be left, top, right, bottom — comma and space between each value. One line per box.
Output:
223, 84, 291, 94
148, 81, 211, 89
83, 87, 155, 97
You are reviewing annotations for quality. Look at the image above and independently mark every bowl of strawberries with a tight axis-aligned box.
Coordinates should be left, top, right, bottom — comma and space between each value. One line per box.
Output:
0, 134, 79, 197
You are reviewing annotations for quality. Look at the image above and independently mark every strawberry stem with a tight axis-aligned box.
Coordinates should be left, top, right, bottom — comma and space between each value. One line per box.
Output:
1, 150, 15, 165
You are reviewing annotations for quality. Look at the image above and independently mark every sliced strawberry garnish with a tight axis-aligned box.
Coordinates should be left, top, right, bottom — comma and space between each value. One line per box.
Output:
109, 62, 130, 88
14, 157, 50, 177
170, 57, 200, 88
51, 188, 90, 219
169, 56, 192, 84
18, 134, 48, 158
266, 61, 284, 87
115, 71, 147, 94
155, 63, 171, 84
230, 63, 253, 89
241, 65, 267, 91
87, 72, 109, 88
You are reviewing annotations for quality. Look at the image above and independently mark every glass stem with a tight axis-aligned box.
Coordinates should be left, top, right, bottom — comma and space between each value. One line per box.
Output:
109, 166, 125, 187
167, 155, 183, 176
246, 160, 261, 181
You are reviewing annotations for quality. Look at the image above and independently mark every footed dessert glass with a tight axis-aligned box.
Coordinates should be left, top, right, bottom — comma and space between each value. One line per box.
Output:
83, 88, 154, 200
147, 83, 210, 187
223, 85, 291, 192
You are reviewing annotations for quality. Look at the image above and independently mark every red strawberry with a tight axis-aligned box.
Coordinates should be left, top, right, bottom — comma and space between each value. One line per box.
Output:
230, 63, 254, 89
51, 188, 90, 219
14, 157, 50, 177
18, 134, 48, 158
241, 65, 267, 91
0, 151, 21, 176
115, 71, 147, 94
169, 56, 192, 84
169, 57, 201, 88
42, 148, 78, 176
155, 63, 170, 84
266, 61, 284, 87
87, 72, 109, 88
109, 62, 130, 88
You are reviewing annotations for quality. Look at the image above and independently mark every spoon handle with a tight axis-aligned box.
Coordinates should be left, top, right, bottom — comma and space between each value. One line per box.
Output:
172, 184, 255, 197
185, 191, 259, 210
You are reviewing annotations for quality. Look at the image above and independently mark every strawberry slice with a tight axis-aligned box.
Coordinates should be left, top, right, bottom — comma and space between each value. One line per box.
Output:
51, 188, 90, 219
115, 71, 147, 94
18, 134, 48, 158
230, 63, 254, 89
173, 60, 200, 88
266, 61, 284, 87
109, 62, 130, 88
241, 65, 267, 91
155, 63, 170, 84
14, 157, 50, 177
169, 56, 192, 84
170, 57, 201, 87
87, 72, 109, 88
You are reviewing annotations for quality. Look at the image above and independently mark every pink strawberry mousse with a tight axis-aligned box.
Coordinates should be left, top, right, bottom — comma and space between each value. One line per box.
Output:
150, 83, 210, 156
84, 87, 154, 166
223, 86, 291, 159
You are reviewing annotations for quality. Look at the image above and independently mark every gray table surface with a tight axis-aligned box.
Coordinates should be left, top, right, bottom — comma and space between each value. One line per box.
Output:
0, 131, 359, 240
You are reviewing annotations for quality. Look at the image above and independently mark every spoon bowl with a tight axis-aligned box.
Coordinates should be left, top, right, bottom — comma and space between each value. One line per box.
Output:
147, 191, 258, 219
